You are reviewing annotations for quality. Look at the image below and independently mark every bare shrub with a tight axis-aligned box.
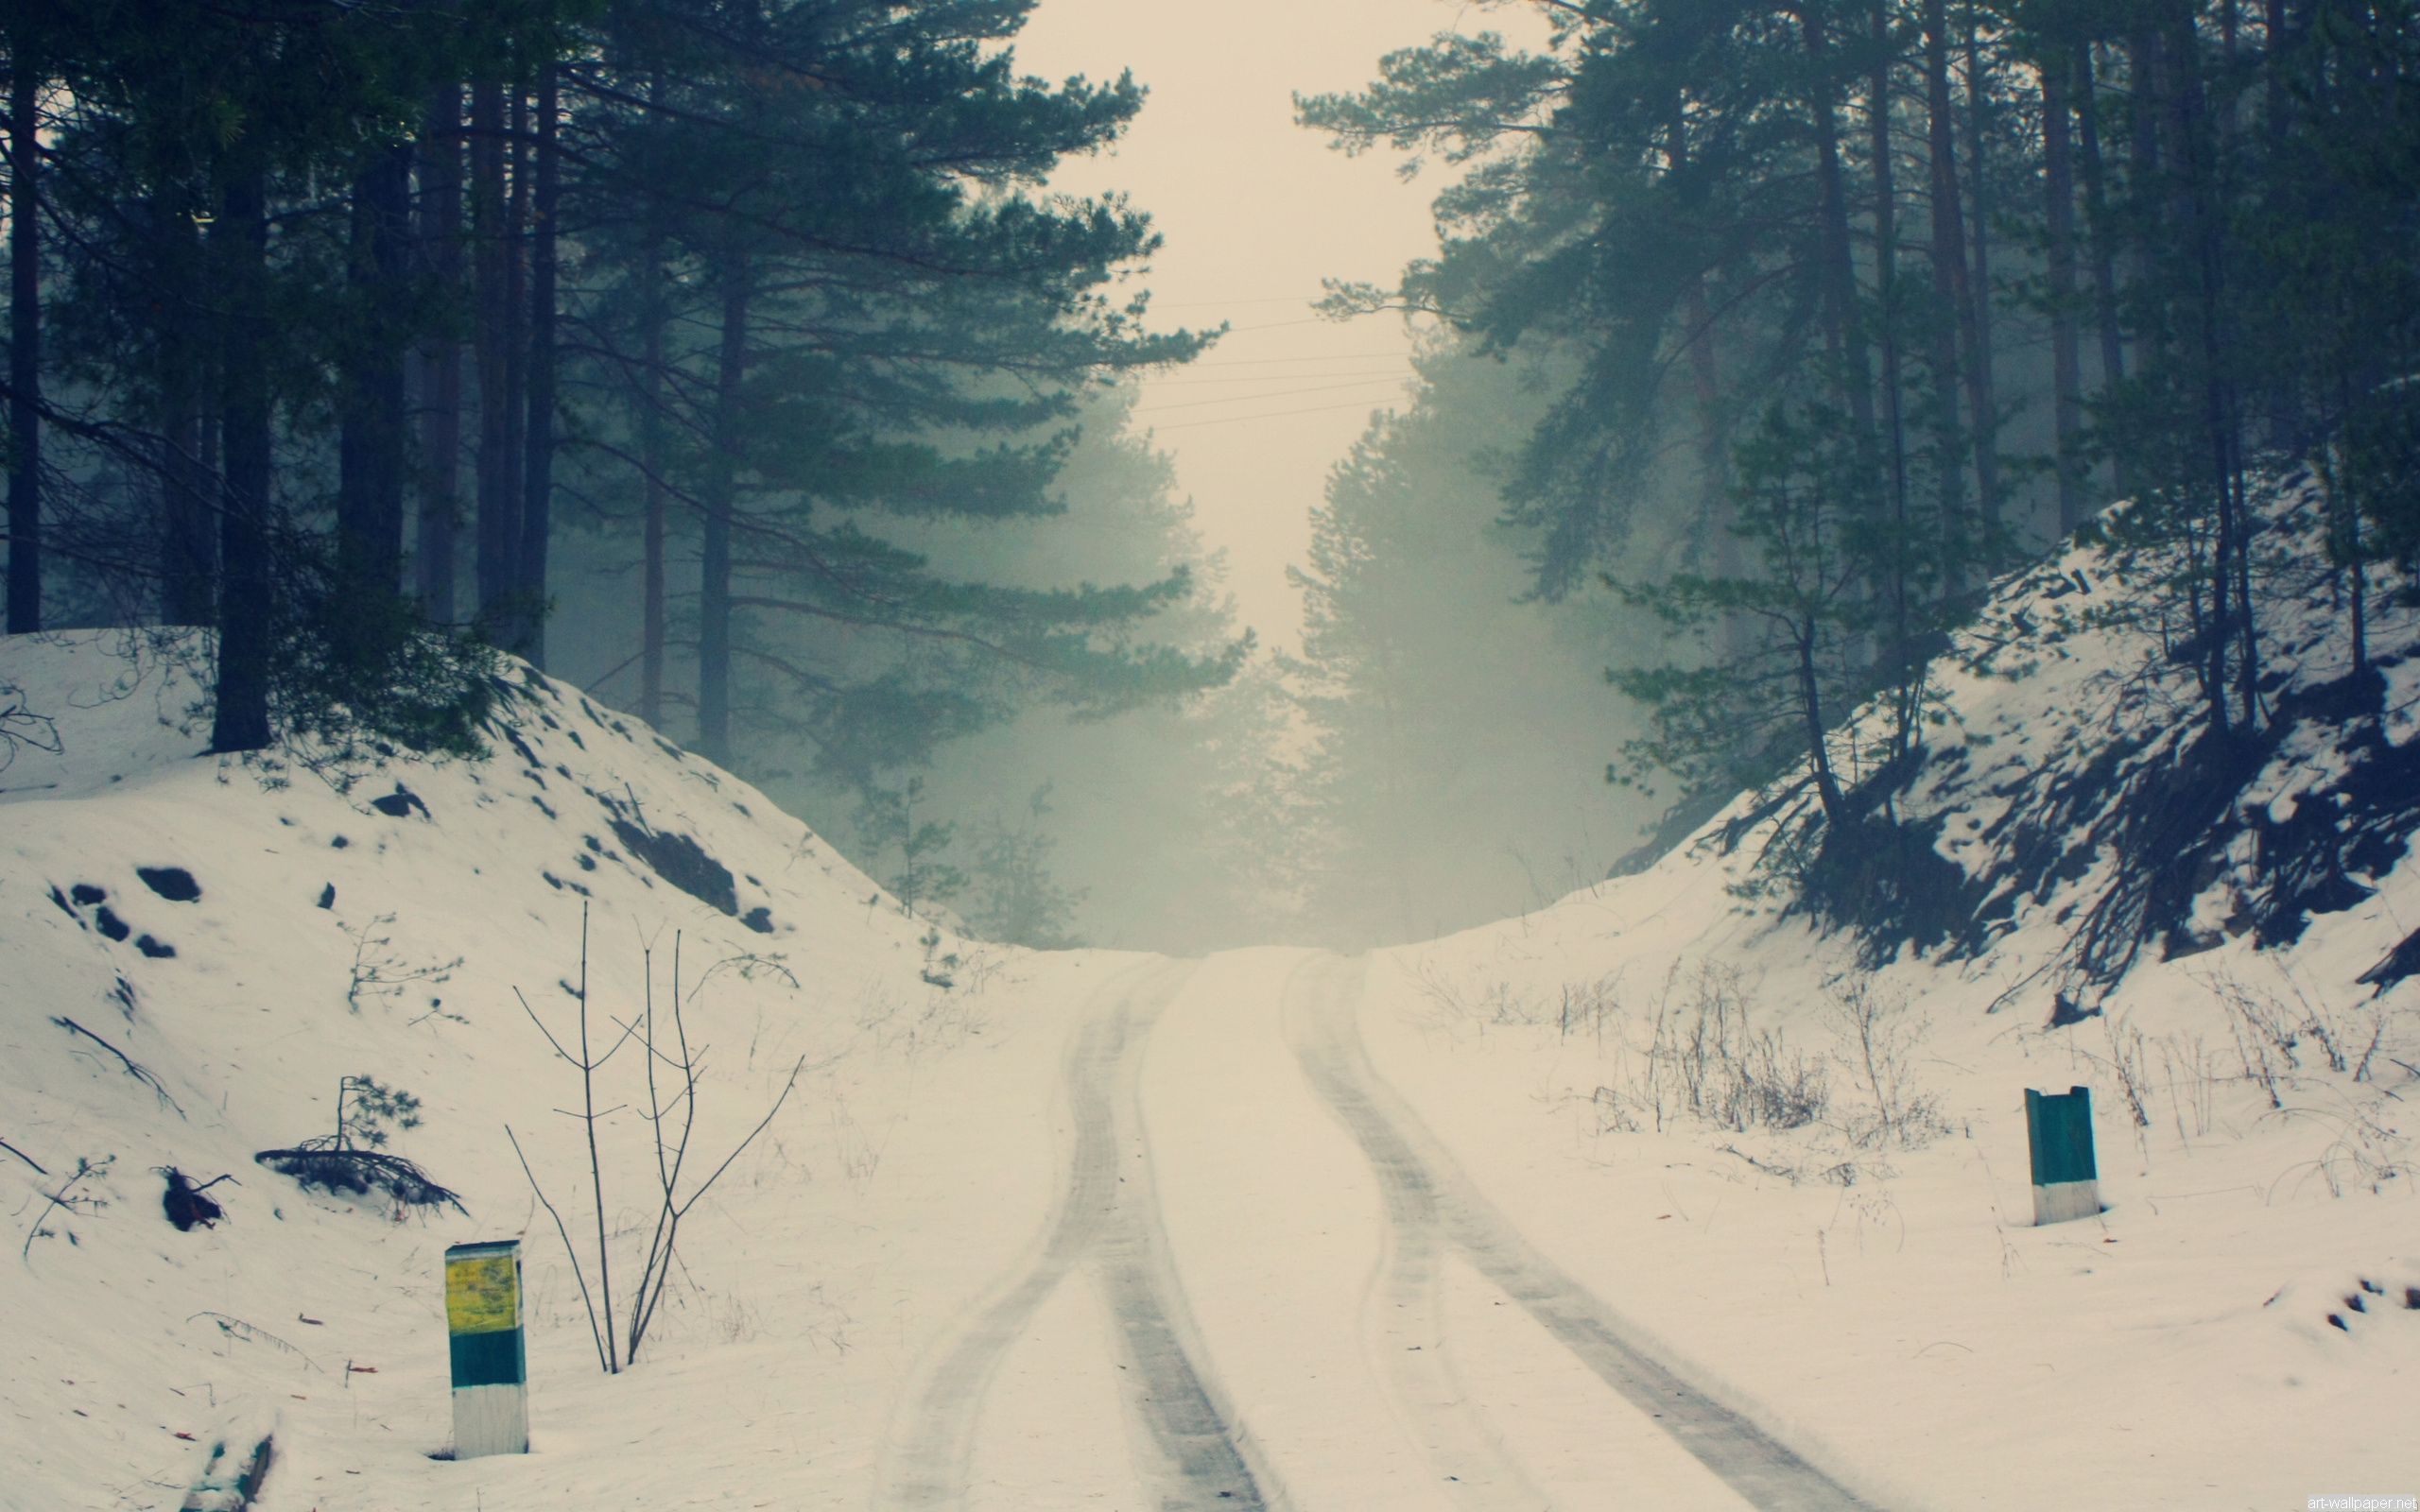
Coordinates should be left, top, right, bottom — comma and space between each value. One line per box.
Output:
510, 904, 808, 1373
2206, 967, 2341, 1108
1611, 962, 1827, 1134
1557, 973, 1621, 1045
1822, 971, 1945, 1149
2099, 1010, 2154, 1130
2157, 1031, 2221, 1143
1407, 957, 1548, 1031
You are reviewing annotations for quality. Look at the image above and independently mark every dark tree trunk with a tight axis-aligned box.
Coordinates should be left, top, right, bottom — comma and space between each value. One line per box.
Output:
1796, 626, 1846, 825
1804, 5, 1874, 432
517, 65, 558, 669
211, 172, 274, 754
1921, 0, 1973, 586
697, 269, 750, 765
2044, 50, 2088, 534
1962, 23, 2000, 532
472, 79, 517, 629
497, 89, 528, 644
158, 185, 215, 625
8, 66, 40, 634
2075, 43, 2127, 396
417, 83, 463, 623
337, 142, 412, 598
637, 72, 670, 729
161, 371, 215, 625
2129, 28, 2169, 370
639, 251, 667, 729
1871, 0, 1916, 756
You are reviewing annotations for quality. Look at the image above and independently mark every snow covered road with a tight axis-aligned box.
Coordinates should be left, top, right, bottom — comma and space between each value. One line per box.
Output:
885, 947, 1877, 1510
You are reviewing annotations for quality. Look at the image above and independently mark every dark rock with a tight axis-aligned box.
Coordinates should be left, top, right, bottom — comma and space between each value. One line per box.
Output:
135, 867, 201, 902
608, 816, 738, 916
70, 883, 106, 906
135, 935, 176, 959
94, 906, 131, 942
162, 1168, 229, 1231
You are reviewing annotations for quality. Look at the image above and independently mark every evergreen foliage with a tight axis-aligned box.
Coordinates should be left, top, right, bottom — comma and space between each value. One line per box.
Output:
2, 0, 1233, 792
1307, 0, 2420, 884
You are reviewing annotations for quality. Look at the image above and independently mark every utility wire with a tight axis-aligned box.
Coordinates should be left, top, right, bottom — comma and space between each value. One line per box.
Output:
1135, 378, 1409, 415
1151, 396, 1408, 433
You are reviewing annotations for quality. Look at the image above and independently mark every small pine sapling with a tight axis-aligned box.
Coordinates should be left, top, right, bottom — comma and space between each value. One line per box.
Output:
254, 1074, 462, 1216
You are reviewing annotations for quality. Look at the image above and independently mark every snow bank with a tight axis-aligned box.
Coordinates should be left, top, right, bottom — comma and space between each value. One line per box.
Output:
0, 631, 1098, 1509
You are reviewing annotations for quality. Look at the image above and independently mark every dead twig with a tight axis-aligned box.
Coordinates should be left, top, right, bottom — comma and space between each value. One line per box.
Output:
22, 1155, 113, 1261
0, 1137, 45, 1175
1715, 1143, 1802, 1183
506, 1123, 613, 1374
53, 1017, 184, 1118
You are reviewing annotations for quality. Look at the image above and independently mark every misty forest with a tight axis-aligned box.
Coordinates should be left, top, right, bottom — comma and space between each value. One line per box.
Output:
9, 0, 2420, 1505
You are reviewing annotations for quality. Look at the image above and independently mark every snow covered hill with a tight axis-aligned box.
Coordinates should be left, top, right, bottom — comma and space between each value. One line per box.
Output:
6, 472, 2418, 1512
0, 631, 1122, 1509
1364, 482, 2420, 1507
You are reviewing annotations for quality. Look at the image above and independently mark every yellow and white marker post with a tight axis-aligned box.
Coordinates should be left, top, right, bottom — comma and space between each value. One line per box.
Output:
444, 1239, 528, 1458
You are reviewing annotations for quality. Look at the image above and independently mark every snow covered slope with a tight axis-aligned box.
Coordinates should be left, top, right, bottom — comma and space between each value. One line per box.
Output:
0, 631, 1120, 1509
1364, 485, 2420, 1508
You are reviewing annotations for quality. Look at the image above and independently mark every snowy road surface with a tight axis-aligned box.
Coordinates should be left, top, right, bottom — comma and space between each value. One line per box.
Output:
881, 948, 1877, 1510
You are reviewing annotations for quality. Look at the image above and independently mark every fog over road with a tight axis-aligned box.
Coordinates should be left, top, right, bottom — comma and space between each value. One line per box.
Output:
879, 950, 1877, 1511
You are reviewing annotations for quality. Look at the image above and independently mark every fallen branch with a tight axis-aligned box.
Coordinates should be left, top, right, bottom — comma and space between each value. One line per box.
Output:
0, 1137, 44, 1175
251, 1147, 465, 1216
186, 1312, 320, 1368
53, 1017, 184, 1119
1715, 1143, 1803, 1183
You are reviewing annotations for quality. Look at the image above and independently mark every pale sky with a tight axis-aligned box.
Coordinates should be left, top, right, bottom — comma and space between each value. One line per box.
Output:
1012, 2, 1544, 653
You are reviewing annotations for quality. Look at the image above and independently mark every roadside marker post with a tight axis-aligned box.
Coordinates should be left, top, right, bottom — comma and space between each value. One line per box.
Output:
2025, 1085, 2101, 1226
444, 1239, 528, 1458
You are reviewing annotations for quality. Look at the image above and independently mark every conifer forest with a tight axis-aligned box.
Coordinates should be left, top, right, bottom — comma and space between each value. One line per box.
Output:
11, 4, 2420, 1507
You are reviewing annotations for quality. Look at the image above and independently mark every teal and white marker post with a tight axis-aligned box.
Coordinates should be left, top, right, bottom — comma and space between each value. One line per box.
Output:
2025, 1085, 2101, 1226
444, 1240, 528, 1458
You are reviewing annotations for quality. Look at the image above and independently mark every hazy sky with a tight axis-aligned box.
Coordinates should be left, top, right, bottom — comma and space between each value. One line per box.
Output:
1013, 2, 1545, 653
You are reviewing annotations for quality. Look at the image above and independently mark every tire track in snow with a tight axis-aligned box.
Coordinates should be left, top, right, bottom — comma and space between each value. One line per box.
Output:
1282, 953, 1551, 1511
1287, 953, 1879, 1512
879, 956, 1271, 1511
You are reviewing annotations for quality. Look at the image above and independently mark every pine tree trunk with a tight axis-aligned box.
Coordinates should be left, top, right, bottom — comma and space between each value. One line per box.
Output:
472, 79, 516, 628
517, 66, 559, 669
1921, 0, 1973, 590
1962, 24, 2000, 533
211, 171, 275, 754
2129, 28, 2169, 372
1871, 0, 1918, 758
637, 71, 670, 730
498, 89, 529, 644
161, 349, 215, 624
2044, 51, 2088, 534
7, 66, 40, 634
1804, 6, 1874, 432
337, 143, 412, 598
2075, 43, 2127, 396
1670, 96, 1739, 645
638, 250, 667, 730
697, 268, 750, 765
1796, 625, 1846, 825
2167, 0, 2257, 730
417, 83, 463, 624
157, 186, 216, 627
